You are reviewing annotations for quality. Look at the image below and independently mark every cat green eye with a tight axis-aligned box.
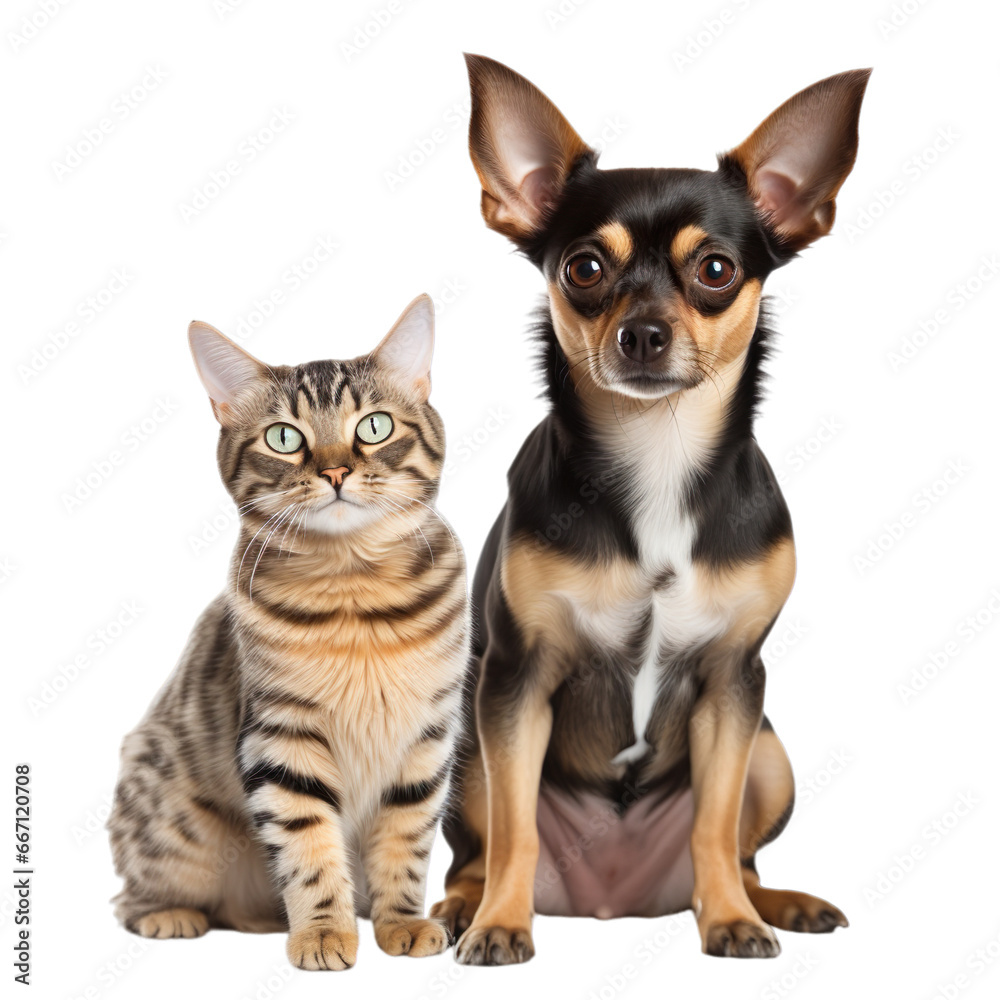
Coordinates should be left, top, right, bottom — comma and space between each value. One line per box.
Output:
265, 423, 304, 454
356, 412, 394, 445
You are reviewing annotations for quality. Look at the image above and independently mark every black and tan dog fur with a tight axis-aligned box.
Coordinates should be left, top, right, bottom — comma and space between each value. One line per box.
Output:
431, 55, 870, 963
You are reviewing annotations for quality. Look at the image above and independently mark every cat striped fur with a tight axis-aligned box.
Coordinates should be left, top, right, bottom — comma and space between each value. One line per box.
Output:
108, 295, 469, 969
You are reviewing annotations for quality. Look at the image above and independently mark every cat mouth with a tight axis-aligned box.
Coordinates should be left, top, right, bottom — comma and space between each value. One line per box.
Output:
314, 496, 358, 510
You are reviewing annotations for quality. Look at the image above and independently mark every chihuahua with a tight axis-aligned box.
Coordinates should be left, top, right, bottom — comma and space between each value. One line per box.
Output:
431, 55, 870, 963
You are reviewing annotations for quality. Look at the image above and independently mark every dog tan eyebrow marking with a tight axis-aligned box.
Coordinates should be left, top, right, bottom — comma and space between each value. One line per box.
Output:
597, 221, 634, 265
670, 224, 709, 266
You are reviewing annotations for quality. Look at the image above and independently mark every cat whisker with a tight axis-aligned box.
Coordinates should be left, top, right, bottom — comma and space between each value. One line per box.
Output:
238, 488, 294, 515
238, 507, 291, 589
380, 488, 460, 552
277, 502, 307, 555
248, 505, 298, 600
285, 503, 311, 555
372, 494, 436, 567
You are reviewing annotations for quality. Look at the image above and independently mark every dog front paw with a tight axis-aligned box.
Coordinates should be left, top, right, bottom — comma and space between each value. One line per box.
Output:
704, 918, 780, 958
456, 923, 534, 965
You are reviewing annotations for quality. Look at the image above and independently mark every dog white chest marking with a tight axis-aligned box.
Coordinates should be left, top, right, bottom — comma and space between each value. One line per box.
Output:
594, 396, 730, 764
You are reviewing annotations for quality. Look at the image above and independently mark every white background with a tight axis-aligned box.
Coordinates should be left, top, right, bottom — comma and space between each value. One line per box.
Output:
3, 0, 999, 997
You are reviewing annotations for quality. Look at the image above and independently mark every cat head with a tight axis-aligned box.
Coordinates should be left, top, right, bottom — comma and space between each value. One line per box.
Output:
189, 294, 442, 538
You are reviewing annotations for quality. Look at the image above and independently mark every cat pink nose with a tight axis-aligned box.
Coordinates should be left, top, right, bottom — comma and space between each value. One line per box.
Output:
321, 466, 351, 488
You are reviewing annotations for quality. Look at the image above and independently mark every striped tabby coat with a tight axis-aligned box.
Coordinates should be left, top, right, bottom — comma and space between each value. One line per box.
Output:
108, 295, 469, 970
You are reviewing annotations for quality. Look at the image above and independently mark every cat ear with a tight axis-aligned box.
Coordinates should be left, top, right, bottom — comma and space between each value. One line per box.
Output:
188, 321, 269, 425
372, 294, 434, 402
465, 53, 595, 244
721, 68, 871, 252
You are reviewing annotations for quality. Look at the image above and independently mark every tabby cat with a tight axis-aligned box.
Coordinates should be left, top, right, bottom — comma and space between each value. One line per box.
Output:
108, 295, 469, 970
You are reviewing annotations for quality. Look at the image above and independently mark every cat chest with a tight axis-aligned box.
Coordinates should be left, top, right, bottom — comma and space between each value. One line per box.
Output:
239, 601, 465, 775
273, 639, 457, 715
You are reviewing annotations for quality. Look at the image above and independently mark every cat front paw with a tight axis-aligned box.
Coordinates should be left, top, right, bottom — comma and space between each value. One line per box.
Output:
374, 917, 450, 957
286, 924, 358, 971
131, 908, 209, 939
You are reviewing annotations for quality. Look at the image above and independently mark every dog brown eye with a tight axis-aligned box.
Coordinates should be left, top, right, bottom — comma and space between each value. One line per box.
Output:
697, 256, 736, 289
566, 255, 603, 288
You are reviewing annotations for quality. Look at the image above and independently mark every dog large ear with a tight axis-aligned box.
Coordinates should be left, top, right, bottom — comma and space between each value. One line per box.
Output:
465, 53, 595, 244
721, 69, 871, 252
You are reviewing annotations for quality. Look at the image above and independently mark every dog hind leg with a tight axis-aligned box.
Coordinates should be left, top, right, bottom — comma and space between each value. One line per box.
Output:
739, 722, 848, 934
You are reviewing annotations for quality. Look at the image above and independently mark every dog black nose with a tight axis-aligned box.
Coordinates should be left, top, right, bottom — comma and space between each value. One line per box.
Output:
617, 320, 671, 363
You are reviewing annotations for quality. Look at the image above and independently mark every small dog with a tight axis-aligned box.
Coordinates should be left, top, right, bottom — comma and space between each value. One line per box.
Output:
432, 55, 870, 963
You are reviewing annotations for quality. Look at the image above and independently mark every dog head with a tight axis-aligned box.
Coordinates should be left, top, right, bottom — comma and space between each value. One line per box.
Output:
465, 54, 870, 399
